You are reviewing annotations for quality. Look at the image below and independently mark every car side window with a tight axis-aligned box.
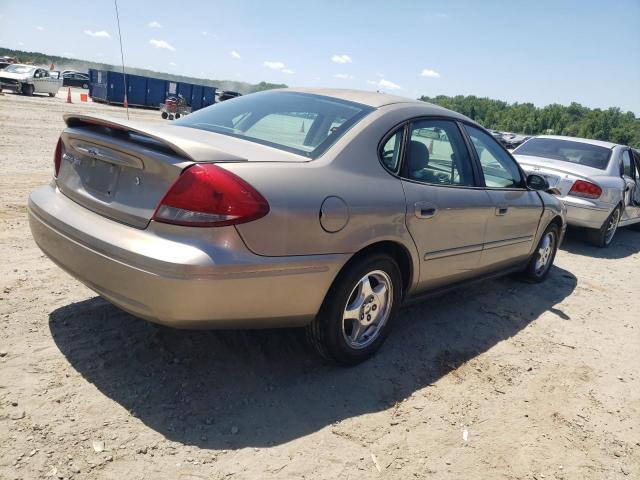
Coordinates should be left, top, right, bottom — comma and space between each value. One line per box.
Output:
622, 150, 633, 178
464, 124, 523, 188
402, 119, 474, 186
380, 128, 403, 173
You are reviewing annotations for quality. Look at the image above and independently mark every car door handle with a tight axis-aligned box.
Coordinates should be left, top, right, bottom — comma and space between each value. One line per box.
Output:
414, 202, 438, 219
495, 206, 509, 216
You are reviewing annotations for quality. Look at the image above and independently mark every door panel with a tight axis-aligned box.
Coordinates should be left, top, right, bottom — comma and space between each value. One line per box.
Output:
399, 119, 493, 291
462, 123, 543, 270
621, 149, 640, 221
402, 181, 494, 289
482, 190, 543, 270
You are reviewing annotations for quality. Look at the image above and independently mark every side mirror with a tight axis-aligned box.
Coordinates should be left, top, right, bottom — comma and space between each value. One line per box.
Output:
527, 174, 549, 191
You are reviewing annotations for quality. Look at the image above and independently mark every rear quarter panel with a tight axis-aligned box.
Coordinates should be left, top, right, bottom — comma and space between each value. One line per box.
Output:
225, 105, 427, 283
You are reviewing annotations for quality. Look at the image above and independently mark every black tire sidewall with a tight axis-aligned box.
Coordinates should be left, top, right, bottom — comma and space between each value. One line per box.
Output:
315, 254, 402, 365
588, 206, 620, 247
525, 224, 559, 282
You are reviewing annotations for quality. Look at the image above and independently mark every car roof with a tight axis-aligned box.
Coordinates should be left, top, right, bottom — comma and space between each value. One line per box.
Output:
280, 87, 425, 108
277, 87, 471, 121
532, 135, 619, 149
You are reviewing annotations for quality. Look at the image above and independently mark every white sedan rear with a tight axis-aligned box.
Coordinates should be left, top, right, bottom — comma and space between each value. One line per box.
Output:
513, 135, 640, 247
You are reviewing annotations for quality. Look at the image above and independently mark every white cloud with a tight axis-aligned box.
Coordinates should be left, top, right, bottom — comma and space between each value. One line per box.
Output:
230, 50, 241, 59
201, 31, 208, 36
150, 39, 176, 51
18, 41, 24, 46
420, 68, 441, 78
263, 60, 285, 70
367, 79, 402, 90
331, 54, 352, 64
169, 61, 176, 66
435, 12, 449, 18
333, 73, 354, 79
148, 20, 163, 28
84, 29, 111, 38
281, 68, 294, 74
63, 51, 76, 57
36, 26, 44, 31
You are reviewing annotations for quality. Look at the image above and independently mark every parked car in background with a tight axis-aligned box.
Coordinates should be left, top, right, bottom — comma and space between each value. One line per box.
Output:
62, 72, 89, 89
0, 64, 63, 96
217, 90, 242, 101
513, 136, 640, 247
28, 89, 566, 365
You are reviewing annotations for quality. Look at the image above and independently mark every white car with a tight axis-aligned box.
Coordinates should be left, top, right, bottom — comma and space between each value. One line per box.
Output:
0, 64, 63, 97
513, 135, 640, 247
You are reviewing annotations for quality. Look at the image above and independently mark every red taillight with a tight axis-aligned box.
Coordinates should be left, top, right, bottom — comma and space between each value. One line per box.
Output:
153, 164, 269, 227
569, 180, 602, 199
53, 137, 63, 177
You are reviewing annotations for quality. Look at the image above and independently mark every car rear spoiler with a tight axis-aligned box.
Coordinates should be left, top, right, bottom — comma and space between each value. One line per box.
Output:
63, 114, 248, 163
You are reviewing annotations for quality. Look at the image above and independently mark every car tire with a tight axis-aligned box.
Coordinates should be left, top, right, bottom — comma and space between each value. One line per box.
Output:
161, 112, 168, 119
587, 206, 621, 248
306, 253, 402, 366
48, 93, 55, 97
22, 84, 34, 96
521, 223, 559, 283
175, 113, 181, 119
168, 114, 174, 120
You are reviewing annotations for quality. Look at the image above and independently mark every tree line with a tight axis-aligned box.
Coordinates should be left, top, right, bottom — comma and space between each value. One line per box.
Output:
420, 95, 640, 148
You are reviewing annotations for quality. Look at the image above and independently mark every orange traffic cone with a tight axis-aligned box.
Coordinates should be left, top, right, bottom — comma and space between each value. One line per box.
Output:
66, 88, 72, 104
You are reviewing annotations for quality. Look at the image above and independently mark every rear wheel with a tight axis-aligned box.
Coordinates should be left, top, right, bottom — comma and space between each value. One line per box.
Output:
175, 113, 181, 119
521, 223, 559, 282
168, 114, 174, 120
161, 112, 168, 119
306, 254, 402, 366
587, 206, 620, 247
48, 93, 55, 97
22, 84, 34, 96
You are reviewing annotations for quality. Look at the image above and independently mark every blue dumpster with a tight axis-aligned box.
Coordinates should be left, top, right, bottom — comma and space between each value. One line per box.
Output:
126, 74, 147, 106
147, 78, 167, 107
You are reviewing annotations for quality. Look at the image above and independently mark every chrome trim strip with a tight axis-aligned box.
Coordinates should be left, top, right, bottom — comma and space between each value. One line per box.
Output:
424, 243, 483, 261
483, 235, 534, 250
424, 235, 534, 260
68, 139, 144, 170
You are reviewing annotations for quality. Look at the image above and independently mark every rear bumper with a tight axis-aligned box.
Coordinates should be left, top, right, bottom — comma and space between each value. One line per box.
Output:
559, 197, 611, 229
28, 185, 348, 328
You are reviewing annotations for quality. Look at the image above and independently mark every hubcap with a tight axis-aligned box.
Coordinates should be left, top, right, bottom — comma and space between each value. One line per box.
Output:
534, 232, 555, 275
341, 270, 393, 349
604, 209, 620, 244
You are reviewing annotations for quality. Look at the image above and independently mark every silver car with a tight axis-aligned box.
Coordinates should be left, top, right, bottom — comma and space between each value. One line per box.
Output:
28, 88, 566, 365
513, 136, 640, 247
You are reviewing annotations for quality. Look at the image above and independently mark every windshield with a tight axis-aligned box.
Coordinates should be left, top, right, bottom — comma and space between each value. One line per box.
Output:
514, 137, 612, 170
4, 65, 36, 75
175, 91, 374, 158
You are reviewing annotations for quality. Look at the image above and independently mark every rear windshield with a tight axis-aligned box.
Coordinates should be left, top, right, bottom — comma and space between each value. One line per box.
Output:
174, 91, 374, 158
514, 137, 612, 170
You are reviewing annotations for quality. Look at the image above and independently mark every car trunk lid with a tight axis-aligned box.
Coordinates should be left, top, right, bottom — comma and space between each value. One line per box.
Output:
56, 115, 262, 228
515, 154, 607, 196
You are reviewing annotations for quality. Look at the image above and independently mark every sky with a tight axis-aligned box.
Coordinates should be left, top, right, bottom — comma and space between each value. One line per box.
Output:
1, 0, 639, 113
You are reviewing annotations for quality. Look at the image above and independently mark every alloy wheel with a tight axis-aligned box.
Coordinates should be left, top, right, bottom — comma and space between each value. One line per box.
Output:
341, 270, 393, 349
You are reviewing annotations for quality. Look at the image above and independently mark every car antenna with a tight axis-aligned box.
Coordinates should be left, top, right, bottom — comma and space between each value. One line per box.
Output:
114, 0, 129, 120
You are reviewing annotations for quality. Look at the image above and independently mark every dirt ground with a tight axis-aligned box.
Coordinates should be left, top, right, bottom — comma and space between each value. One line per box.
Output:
0, 89, 639, 480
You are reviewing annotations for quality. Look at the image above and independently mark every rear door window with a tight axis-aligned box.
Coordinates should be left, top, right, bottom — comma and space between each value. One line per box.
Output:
402, 119, 475, 186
